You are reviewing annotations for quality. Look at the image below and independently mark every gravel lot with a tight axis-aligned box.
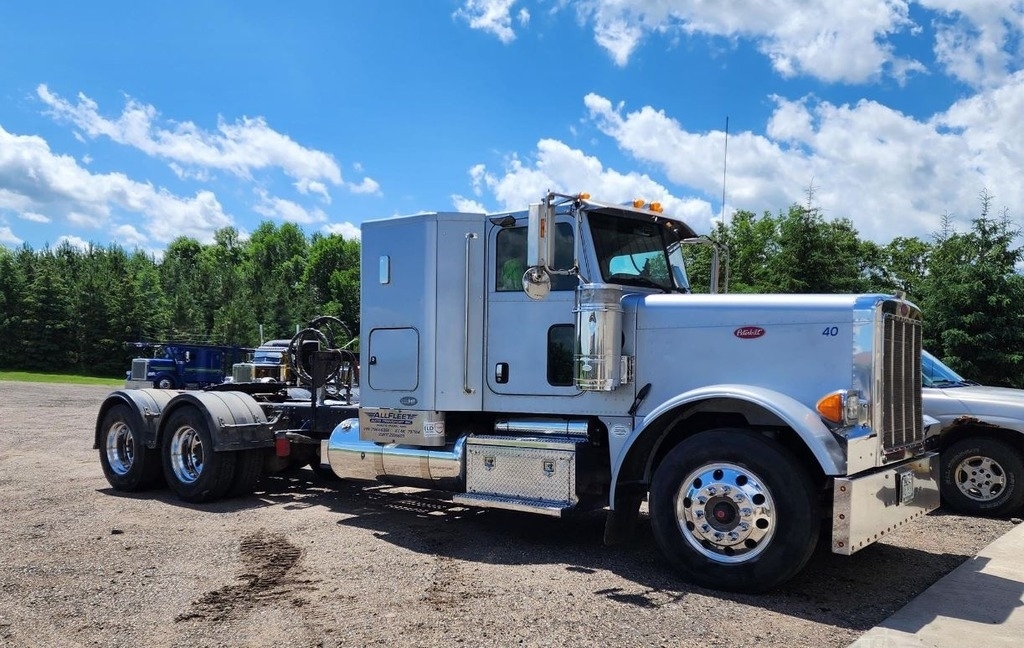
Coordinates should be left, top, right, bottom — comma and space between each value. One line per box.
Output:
0, 380, 1016, 648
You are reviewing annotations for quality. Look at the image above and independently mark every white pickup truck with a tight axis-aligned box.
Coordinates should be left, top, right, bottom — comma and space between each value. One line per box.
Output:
924, 350, 1024, 516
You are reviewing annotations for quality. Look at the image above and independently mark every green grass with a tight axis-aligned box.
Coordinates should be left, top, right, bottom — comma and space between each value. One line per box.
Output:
0, 371, 125, 386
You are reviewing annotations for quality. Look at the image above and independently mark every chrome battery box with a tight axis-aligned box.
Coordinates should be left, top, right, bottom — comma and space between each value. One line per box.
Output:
458, 435, 579, 514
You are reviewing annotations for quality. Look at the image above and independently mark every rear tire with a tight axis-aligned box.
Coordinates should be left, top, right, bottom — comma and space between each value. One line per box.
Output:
649, 429, 820, 593
161, 407, 237, 503
941, 437, 1024, 516
98, 403, 163, 491
227, 449, 264, 498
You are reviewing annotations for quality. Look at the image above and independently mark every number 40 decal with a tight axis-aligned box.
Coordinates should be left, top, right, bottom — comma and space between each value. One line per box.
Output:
822, 326, 840, 336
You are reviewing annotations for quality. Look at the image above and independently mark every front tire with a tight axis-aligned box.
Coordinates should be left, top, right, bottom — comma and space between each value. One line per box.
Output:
649, 429, 820, 593
98, 403, 163, 491
941, 437, 1024, 516
155, 376, 174, 390
161, 407, 237, 503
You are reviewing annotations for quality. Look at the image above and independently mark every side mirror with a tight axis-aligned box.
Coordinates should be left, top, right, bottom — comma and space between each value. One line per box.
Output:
526, 201, 556, 269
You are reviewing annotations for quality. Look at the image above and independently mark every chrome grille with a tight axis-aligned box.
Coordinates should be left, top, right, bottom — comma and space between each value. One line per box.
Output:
131, 358, 149, 381
880, 312, 923, 450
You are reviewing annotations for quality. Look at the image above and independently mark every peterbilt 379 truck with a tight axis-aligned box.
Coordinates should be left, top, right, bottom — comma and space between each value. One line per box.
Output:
95, 192, 938, 593
124, 342, 246, 390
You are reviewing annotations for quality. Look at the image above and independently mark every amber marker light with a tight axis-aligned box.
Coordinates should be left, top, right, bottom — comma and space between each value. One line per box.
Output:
649, 202, 663, 213
578, 192, 590, 200
816, 390, 846, 424
633, 198, 645, 208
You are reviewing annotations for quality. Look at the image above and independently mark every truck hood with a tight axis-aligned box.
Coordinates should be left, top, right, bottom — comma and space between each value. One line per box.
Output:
923, 384, 1024, 429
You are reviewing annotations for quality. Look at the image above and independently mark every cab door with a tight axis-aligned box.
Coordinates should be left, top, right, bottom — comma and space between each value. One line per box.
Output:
483, 217, 583, 407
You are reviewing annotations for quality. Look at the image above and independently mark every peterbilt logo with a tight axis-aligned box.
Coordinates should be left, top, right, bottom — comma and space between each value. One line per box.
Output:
734, 326, 765, 339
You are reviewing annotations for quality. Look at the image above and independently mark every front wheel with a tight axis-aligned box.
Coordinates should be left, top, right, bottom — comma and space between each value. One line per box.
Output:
155, 376, 174, 390
98, 403, 163, 491
941, 437, 1024, 516
161, 407, 237, 503
649, 429, 820, 593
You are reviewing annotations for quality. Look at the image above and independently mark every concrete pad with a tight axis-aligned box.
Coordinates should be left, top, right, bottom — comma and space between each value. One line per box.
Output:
851, 522, 1024, 647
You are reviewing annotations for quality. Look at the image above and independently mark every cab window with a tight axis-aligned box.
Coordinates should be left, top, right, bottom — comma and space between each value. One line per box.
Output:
495, 224, 576, 292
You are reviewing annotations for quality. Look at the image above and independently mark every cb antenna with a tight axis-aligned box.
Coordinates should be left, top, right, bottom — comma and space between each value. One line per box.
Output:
720, 116, 729, 229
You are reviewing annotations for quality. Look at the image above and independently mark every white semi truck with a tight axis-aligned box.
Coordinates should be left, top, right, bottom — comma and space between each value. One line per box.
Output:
95, 192, 939, 593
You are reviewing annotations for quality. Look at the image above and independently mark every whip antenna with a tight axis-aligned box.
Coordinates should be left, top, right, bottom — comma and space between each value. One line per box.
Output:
721, 116, 729, 228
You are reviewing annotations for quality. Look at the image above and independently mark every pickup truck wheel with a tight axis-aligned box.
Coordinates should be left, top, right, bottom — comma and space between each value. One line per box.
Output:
649, 429, 820, 593
161, 407, 237, 503
941, 437, 1024, 517
99, 403, 163, 491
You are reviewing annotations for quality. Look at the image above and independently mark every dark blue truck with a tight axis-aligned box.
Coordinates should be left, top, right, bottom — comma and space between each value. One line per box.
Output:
125, 342, 248, 389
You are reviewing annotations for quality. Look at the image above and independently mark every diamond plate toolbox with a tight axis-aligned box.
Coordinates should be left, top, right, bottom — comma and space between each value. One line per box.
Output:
464, 435, 578, 506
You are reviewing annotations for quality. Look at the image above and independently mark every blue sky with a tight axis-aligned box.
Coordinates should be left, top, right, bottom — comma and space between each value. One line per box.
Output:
1, 1, 1023, 255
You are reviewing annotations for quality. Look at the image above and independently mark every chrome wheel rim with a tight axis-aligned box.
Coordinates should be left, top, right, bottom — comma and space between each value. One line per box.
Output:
105, 422, 134, 475
954, 454, 1006, 502
674, 462, 776, 564
169, 425, 204, 484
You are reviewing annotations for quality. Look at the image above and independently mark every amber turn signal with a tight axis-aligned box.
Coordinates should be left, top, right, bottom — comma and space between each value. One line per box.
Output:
816, 390, 846, 424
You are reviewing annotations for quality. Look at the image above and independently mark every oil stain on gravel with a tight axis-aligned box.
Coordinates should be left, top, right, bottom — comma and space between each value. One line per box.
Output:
176, 530, 311, 622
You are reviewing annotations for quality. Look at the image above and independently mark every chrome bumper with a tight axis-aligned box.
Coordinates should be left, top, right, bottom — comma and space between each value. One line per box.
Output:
832, 452, 940, 555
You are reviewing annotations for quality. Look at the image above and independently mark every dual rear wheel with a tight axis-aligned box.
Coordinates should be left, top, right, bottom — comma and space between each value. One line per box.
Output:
98, 404, 263, 501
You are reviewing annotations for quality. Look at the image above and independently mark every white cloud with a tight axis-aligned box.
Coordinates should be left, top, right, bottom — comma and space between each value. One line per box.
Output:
20, 211, 50, 223
0, 124, 233, 245
322, 221, 361, 240
469, 163, 488, 195
295, 178, 331, 202
452, 194, 488, 213
455, 0, 525, 44
558, 1, 1022, 86
67, 211, 106, 229
112, 223, 147, 246
348, 177, 381, 195
469, 137, 712, 224
253, 190, 329, 225
37, 85, 344, 190
924, 1, 1024, 87
56, 235, 90, 252
566, 0, 919, 81
0, 225, 22, 246
567, 83, 1024, 242
169, 162, 211, 182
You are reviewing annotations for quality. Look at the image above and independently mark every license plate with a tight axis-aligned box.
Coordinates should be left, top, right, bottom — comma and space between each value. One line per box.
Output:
898, 469, 915, 504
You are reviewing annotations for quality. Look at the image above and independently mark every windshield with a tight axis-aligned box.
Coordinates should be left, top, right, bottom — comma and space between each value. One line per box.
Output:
922, 350, 969, 387
253, 351, 283, 364
588, 211, 689, 292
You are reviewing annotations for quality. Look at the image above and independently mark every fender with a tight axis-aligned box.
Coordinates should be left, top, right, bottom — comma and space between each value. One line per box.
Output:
93, 388, 178, 450
608, 383, 847, 508
158, 390, 274, 452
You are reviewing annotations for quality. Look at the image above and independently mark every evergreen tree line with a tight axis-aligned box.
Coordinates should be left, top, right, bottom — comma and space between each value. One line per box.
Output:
0, 222, 360, 377
2, 191, 1022, 384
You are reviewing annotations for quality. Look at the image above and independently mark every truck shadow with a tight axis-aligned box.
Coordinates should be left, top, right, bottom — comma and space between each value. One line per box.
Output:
130, 471, 1016, 632
266, 474, 1013, 631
